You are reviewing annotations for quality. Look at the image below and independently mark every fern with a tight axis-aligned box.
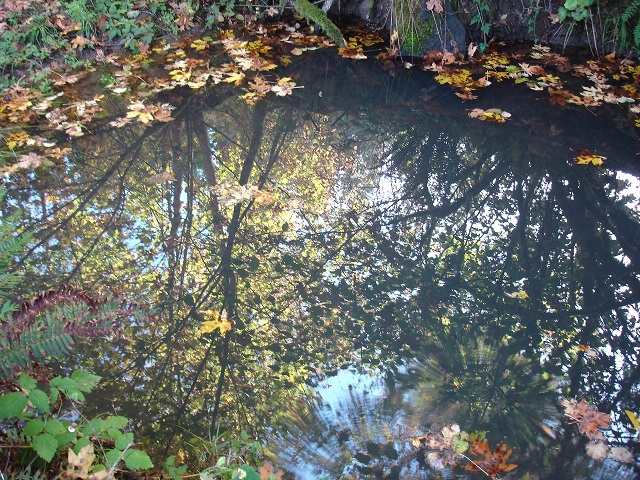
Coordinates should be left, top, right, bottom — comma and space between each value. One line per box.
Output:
619, 0, 640, 47
0, 285, 149, 378
290, 0, 346, 47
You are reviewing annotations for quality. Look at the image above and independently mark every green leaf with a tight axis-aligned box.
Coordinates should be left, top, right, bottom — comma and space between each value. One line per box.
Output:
83, 418, 106, 436
18, 373, 37, 391
74, 436, 91, 453
115, 431, 134, 450
32, 433, 58, 462
70, 370, 101, 392
104, 415, 128, 429
55, 429, 77, 449
557, 6, 567, 21
45, 418, 64, 435
123, 449, 153, 470
23, 418, 45, 437
234, 465, 260, 480
105, 448, 123, 469
49, 376, 79, 392
28, 389, 50, 414
564, 0, 578, 9
49, 386, 60, 405
0, 392, 27, 418
68, 391, 86, 402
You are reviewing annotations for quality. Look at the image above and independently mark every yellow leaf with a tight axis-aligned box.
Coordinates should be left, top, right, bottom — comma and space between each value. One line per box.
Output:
625, 410, 640, 430
575, 154, 605, 167
199, 310, 233, 336
223, 71, 245, 85
190, 39, 209, 51
506, 290, 529, 299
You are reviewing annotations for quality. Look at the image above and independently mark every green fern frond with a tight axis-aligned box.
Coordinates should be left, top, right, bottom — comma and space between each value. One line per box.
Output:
634, 19, 640, 46
290, 0, 346, 47
621, 0, 640, 23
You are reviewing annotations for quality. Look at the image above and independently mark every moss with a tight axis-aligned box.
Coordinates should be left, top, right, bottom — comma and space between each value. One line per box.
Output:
394, 0, 436, 55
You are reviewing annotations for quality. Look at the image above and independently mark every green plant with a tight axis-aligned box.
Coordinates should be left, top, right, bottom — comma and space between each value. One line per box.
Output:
0, 285, 134, 378
393, 0, 436, 55
183, 430, 281, 480
290, 0, 346, 47
0, 370, 154, 476
558, 0, 595, 22
603, 0, 640, 53
470, 0, 491, 51
0, 188, 32, 313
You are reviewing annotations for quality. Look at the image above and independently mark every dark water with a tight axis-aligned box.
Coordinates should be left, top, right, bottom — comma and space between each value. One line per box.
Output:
4, 48, 640, 479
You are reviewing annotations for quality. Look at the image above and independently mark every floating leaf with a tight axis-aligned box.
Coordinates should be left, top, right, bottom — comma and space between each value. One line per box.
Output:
573, 148, 606, 167
463, 439, 518, 477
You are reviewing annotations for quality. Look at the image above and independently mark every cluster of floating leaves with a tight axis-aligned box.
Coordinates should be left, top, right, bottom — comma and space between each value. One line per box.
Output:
0, 19, 383, 177
561, 398, 634, 464
3, 12, 638, 178
412, 424, 518, 479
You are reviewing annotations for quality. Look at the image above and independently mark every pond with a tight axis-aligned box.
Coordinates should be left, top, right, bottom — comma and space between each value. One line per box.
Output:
2, 32, 640, 479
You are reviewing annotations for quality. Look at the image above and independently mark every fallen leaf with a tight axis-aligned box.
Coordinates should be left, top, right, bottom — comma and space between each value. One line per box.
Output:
586, 441, 609, 461
608, 446, 634, 463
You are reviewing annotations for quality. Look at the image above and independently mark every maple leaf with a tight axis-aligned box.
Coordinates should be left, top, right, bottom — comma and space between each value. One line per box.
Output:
463, 439, 518, 478
426, 0, 444, 13
5, 131, 30, 150
258, 463, 283, 479
170, 69, 192, 82
412, 424, 468, 470
126, 103, 155, 124
71, 35, 89, 49
338, 44, 367, 60
190, 39, 209, 51
145, 171, 175, 184
223, 71, 246, 85
578, 344, 598, 357
573, 149, 606, 167
561, 398, 611, 441
271, 77, 296, 96
66, 443, 108, 480
6, 152, 52, 174
199, 310, 233, 336
625, 410, 640, 435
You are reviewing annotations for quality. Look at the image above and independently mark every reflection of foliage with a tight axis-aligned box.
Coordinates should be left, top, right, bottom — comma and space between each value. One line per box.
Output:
0, 188, 32, 313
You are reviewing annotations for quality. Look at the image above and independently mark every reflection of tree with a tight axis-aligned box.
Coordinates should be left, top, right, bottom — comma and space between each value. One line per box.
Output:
4, 50, 639, 475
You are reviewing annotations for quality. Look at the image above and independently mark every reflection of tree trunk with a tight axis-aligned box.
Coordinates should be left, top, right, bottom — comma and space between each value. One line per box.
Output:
210, 101, 267, 435
163, 101, 269, 451
189, 105, 224, 230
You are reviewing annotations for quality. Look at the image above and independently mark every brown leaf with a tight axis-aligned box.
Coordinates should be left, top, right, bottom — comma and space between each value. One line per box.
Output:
464, 439, 518, 478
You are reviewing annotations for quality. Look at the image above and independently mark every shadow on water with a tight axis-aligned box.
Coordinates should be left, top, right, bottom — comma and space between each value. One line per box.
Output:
4, 48, 640, 478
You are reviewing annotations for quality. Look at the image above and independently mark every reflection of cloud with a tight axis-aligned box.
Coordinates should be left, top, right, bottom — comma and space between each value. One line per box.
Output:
270, 368, 431, 479
269, 337, 569, 479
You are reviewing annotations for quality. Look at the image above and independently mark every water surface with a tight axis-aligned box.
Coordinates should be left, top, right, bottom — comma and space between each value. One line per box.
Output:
5, 48, 640, 479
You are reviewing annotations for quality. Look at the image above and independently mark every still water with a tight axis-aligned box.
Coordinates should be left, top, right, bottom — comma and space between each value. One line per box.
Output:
4, 46, 640, 479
